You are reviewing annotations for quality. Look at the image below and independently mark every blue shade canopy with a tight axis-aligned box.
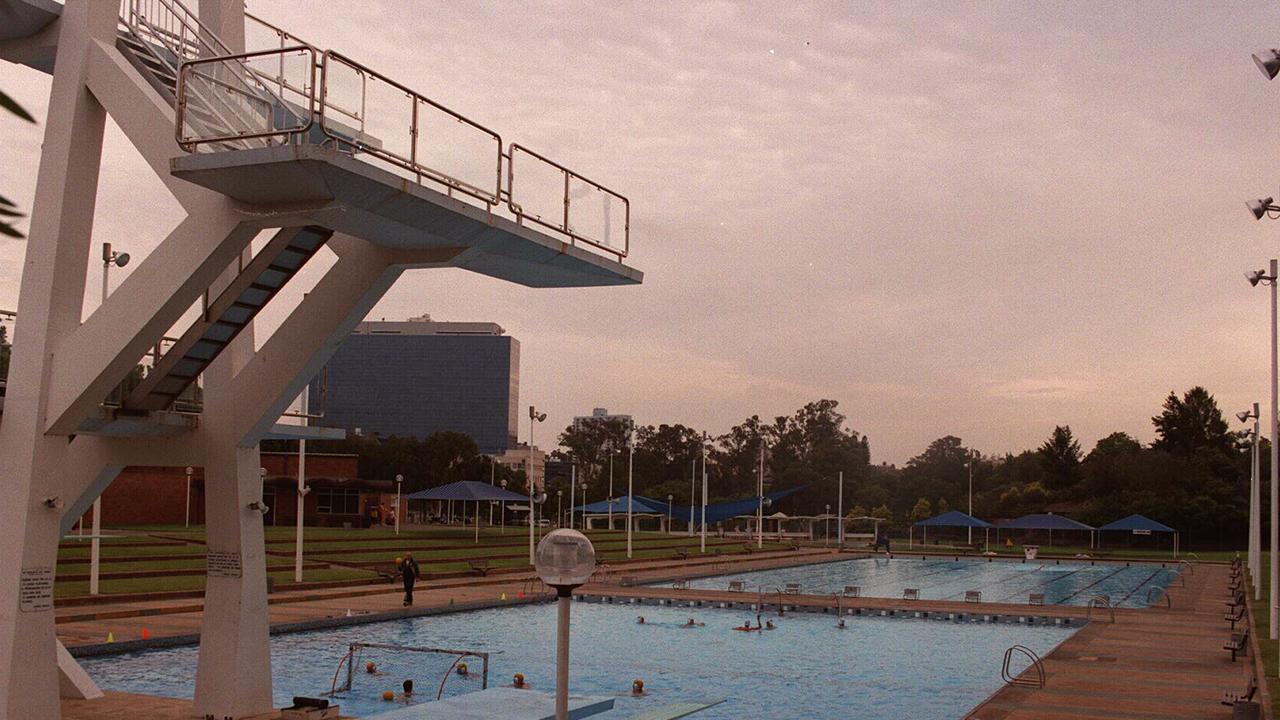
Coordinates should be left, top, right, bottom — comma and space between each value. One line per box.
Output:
575, 495, 667, 515
1097, 514, 1175, 533
997, 513, 1095, 531
913, 510, 994, 529
577, 486, 808, 525
406, 480, 529, 503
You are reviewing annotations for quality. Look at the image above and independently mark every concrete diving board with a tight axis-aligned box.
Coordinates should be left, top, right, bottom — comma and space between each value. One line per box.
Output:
630, 699, 727, 720
170, 144, 643, 289
367, 688, 614, 720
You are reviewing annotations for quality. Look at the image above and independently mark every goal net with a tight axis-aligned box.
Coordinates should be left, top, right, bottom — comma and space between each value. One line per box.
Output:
329, 641, 490, 704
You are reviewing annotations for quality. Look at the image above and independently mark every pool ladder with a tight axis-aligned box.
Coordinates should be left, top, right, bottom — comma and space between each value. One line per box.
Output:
1001, 645, 1046, 689
1145, 586, 1171, 609
757, 586, 786, 615
1086, 595, 1115, 623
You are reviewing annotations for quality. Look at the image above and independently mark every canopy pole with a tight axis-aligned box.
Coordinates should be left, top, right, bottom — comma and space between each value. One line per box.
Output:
909, 525, 913, 549
984, 527, 989, 553
475, 501, 479, 544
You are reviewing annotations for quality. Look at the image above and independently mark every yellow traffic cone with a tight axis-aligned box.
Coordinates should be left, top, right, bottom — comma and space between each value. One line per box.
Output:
106, 632, 114, 643
500, 593, 507, 601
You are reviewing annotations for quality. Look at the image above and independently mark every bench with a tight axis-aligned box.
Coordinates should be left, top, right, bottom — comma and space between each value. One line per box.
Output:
742, 544, 756, 554
673, 550, 689, 561
1028, 593, 1045, 606
784, 583, 801, 595
903, 588, 920, 600
1222, 674, 1259, 706
671, 579, 689, 590
1225, 630, 1250, 662
1226, 605, 1247, 630
964, 590, 982, 603
842, 585, 860, 598
1226, 591, 1246, 610
467, 560, 492, 576
727, 580, 746, 592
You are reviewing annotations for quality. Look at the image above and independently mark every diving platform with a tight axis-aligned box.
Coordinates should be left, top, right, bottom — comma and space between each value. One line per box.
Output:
368, 688, 614, 720
171, 145, 642, 289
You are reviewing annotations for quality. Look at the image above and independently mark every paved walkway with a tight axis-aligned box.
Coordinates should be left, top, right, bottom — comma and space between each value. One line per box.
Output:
966, 563, 1252, 720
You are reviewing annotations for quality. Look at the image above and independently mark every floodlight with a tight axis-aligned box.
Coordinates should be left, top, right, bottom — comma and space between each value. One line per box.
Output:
1255, 49, 1280, 80
114, 252, 130, 267
1238, 410, 1253, 423
1249, 197, 1277, 220
1247, 269, 1269, 287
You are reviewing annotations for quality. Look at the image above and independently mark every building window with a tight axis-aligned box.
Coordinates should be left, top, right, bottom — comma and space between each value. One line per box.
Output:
316, 488, 360, 515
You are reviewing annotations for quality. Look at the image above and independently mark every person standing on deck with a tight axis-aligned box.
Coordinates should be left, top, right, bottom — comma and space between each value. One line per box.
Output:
401, 552, 421, 606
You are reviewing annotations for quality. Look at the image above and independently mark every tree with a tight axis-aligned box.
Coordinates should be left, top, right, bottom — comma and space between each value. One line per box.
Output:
1151, 386, 1232, 457
1038, 425, 1081, 491
910, 497, 933, 522
1, 89, 34, 239
557, 416, 633, 492
936, 497, 950, 514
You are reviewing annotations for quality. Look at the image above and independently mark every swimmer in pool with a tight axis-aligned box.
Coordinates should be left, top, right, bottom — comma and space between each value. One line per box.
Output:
637, 616, 645, 624
734, 619, 757, 631
836, 618, 847, 629
765, 620, 775, 630
683, 618, 705, 628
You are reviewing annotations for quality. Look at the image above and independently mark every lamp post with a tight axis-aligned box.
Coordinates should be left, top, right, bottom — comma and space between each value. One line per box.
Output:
836, 470, 844, 550
500, 479, 508, 534
607, 449, 618, 530
1247, 259, 1280, 639
184, 466, 194, 528
90, 243, 130, 596
627, 437, 635, 558
581, 483, 588, 531
667, 494, 673, 534
535, 529, 596, 720
688, 457, 695, 536
528, 406, 547, 565
966, 450, 976, 545
394, 474, 403, 536
825, 504, 831, 546
489, 456, 496, 526
557, 490, 563, 527
1239, 406, 1262, 598
700, 432, 708, 554
569, 462, 576, 533
756, 440, 765, 550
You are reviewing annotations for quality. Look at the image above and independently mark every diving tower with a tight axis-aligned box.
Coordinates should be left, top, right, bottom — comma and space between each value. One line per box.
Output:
0, 1, 643, 718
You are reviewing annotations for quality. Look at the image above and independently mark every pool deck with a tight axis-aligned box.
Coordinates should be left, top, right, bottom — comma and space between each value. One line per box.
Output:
57, 552, 1255, 720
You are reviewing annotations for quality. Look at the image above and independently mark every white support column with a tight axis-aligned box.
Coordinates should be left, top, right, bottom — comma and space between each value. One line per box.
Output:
0, 3, 118, 718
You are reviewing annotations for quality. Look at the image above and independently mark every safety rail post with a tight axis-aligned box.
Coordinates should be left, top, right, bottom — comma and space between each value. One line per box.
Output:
1086, 595, 1115, 623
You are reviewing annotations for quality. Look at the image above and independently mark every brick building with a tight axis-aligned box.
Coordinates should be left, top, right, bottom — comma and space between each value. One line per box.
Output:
91, 452, 399, 528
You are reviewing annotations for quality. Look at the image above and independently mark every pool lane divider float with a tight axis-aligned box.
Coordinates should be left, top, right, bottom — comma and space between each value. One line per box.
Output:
584, 594, 1080, 627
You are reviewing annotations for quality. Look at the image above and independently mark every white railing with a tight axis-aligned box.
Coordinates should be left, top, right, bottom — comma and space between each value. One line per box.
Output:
170, 15, 630, 260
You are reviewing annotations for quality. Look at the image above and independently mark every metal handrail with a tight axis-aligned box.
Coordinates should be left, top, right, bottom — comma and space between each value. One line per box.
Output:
757, 585, 785, 615
175, 46, 316, 150
508, 143, 631, 258
1177, 559, 1194, 575
1086, 595, 1115, 623
1145, 586, 1171, 609
1001, 645, 1045, 688
320, 50, 504, 206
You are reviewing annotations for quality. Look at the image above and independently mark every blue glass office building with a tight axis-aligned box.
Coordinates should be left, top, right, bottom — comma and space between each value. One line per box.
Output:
310, 319, 519, 453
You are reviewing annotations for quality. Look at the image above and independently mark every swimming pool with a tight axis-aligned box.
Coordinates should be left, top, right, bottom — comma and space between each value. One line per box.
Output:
81, 600, 1077, 718
677, 557, 1179, 608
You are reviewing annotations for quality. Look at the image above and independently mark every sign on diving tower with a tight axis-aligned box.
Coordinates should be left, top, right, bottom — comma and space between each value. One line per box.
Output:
0, 1, 643, 719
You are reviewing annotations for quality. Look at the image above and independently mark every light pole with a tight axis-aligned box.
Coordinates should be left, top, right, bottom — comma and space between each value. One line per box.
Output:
688, 457, 696, 536
700, 432, 708, 554
756, 440, 765, 550
489, 456, 496, 526
825, 504, 831, 546
581, 483, 588, 531
1239, 406, 1262, 598
627, 437, 635, 558
569, 462, 576, 533
528, 406, 547, 565
184, 466, 194, 529
394, 474, 403, 536
966, 450, 976, 545
557, 490, 563, 528
500, 479, 509, 534
91, 243, 130, 596
836, 470, 844, 550
1247, 259, 1280, 639
608, 449, 617, 530
667, 494, 673, 534
534, 529, 596, 720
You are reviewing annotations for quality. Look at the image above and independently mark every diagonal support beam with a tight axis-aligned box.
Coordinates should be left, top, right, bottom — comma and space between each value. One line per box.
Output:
124, 225, 333, 411
229, 236, 462, 445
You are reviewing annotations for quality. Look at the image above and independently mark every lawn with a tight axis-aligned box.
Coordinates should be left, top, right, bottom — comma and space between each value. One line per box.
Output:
52, 524, 789, 599
1249, 556, 1279, 716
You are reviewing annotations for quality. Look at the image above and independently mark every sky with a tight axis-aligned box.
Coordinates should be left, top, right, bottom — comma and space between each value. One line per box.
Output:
2, 1, 1280, 465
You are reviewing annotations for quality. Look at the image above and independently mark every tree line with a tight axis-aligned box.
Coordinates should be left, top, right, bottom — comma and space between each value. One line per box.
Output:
267, 387, 1253, 547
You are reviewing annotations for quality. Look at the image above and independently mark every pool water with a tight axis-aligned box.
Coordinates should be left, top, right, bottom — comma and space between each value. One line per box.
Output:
680, 557, 1179, 607
82, 600, 1077, 718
